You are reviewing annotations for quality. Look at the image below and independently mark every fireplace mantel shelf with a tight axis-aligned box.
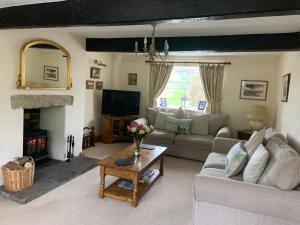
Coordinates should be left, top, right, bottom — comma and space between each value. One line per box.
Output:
11, 95, 73, 109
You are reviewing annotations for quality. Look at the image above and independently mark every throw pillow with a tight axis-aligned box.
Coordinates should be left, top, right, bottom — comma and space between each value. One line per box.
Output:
174, 107, 188, 119
165, 117, 178, 133
225, 142, 248, 177
243, 144, 270, 183
190, 115, 209, 135
154, 112, 171, 130
177, 119, 192, 135
263, 128, 288, 145
146, 108, 159, 125
244, 128, 265, 158
258, 140, 300, 190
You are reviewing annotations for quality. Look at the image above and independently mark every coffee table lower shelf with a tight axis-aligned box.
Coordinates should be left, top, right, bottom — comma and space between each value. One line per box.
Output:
103, 169, 160, 204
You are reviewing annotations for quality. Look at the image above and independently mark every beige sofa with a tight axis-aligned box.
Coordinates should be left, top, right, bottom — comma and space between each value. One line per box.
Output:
133, 108, 231, 161
193, 137, 300, 225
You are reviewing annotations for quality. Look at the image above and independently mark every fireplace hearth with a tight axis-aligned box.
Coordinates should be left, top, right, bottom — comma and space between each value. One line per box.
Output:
23, 109, 48, 161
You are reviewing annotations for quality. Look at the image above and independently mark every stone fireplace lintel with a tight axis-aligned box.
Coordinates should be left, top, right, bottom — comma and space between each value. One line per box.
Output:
11, 95, 73, 109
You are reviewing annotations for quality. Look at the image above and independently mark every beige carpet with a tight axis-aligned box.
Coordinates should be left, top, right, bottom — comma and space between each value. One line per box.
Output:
0, 143, 202, 225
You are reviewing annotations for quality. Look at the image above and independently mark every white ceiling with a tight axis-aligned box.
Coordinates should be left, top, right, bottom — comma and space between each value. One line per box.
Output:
66, 15, 300, 38
0, 0, 65, 8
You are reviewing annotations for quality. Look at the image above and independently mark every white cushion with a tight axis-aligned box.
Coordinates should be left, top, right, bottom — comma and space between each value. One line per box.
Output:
243, 144, 269, 183
174, 107, 188, 119
259, 141, 300, 190
244, 128, 265, 158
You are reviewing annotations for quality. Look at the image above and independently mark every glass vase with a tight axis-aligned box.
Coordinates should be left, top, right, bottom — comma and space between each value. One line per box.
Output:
134, 137, 143, 156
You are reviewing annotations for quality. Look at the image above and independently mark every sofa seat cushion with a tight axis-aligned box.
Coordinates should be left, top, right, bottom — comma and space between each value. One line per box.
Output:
203, 152, 226, 170
200, 168, 242, 181
144, 129, 175, 145
174, 134, 214, 150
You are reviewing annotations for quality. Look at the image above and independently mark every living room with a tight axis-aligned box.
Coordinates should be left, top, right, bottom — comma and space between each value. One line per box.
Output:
0, 1, 300, 225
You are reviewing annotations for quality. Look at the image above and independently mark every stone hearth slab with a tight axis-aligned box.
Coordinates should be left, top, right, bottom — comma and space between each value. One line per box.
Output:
0, 157, 98, 204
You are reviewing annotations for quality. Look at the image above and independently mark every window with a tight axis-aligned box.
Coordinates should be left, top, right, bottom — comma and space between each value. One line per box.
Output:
157, 66, 206, 110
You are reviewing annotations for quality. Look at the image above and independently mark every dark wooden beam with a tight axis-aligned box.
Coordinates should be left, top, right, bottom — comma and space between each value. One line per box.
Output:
86, 32, 300, 52
0, 0, 300, 29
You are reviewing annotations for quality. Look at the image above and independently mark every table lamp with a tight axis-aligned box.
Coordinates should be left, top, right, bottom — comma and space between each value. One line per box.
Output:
246, 105, 268, 130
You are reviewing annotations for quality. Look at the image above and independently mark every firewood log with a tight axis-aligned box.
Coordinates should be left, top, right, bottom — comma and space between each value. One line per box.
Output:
14, 156, 30, 166
4, 161, 23, 170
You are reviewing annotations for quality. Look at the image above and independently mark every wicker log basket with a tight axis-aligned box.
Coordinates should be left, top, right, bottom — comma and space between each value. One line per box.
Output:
1, 157, 35, 192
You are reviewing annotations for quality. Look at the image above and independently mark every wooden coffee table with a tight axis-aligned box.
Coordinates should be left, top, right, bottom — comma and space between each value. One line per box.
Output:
99, 144, 167, 207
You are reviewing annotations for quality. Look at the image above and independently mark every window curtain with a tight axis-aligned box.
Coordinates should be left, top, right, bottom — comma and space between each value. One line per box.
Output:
199, 64, 225, 114
148, 63, 173, 107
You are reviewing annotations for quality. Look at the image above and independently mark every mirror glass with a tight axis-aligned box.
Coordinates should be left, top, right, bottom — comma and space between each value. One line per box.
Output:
18, 40, 71, 89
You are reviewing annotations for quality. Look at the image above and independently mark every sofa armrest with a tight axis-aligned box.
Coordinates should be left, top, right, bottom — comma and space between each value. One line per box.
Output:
131, 118, 148, 126
216, 126, 231, 138
193, 175, 300, 223
212, 138, 241, 154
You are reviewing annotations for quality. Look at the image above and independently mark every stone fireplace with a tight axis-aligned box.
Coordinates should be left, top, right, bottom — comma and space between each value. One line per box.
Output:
11, 95, 74, 161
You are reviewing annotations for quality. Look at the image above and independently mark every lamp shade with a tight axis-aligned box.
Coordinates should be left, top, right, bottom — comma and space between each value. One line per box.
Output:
246, 105, 268, 122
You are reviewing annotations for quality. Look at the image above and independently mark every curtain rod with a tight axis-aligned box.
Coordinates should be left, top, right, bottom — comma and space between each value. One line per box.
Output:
145, 61, 231, 65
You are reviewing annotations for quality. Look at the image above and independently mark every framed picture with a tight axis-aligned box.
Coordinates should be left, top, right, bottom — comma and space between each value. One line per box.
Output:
198, 101, 207, 111
128, 73, 137, 85
86, 80, 94, 89
44, 66, 59, 81
95, 81, 103, 90
281, 73, 291, 102
240, 80, 268, 101
160, 98, 167, 107
90, 67, 101, 79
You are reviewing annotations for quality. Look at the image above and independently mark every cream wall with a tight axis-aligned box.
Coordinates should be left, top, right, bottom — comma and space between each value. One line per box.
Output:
111, 54, 279, 135
0, 29, 88, 185
275, 52, 300, 152
84, 52, 112, 136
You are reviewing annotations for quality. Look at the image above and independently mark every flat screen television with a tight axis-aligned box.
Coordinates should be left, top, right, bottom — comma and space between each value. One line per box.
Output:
101, 89, 140, 116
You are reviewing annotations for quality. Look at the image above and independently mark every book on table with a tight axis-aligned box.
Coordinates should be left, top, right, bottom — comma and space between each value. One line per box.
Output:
117, 169, 156, 190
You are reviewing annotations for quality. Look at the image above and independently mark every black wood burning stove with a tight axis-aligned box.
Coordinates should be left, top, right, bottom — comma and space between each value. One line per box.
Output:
23, 130, 48, 161
23, 109, 49, 161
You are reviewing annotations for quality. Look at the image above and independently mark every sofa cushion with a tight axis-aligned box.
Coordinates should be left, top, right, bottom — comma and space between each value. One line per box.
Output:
244, 128, 265, 158
146, 108, 159, 125
243, 144, 269, 184
154, 112, 172, 130
264, 128, 288, 144
144, 129, 175, 145
165, 116, 178, 133
259, 138, 300, 190
200, 168, 243, 181
190, 114, 209, 135
175, 134, 214, 150
208, 114, 228, 136
174, 107, 188, 119
203, 152, 226, 170
225, 142, 248, 177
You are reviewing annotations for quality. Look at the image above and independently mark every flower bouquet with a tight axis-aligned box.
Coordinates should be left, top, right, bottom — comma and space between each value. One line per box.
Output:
127, 124, 154, 156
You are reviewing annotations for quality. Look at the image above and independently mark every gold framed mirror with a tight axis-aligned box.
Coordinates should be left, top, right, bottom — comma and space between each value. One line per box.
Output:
17, 39, 72, 90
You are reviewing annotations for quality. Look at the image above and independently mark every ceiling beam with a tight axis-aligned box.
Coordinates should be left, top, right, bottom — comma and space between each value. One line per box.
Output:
86, 32, 300, 52
0, 0, 300, 29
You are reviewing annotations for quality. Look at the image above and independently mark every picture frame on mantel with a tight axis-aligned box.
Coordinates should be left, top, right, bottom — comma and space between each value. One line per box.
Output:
240, 80, 268, 101
281, 73, 291, 102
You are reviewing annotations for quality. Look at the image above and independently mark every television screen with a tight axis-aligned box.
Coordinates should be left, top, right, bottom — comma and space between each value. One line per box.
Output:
101, 89, 140, 116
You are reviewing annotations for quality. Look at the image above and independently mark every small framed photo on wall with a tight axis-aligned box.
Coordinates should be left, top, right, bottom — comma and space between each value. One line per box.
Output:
95, 81, 103, 90
86, 80, 94, 89
128, 73, 137, 85
240, 80, 268, 101
281, 73, 291, 102
90, 67, 101, 79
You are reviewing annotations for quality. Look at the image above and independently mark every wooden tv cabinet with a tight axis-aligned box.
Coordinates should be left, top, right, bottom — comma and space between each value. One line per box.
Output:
101, 115, 138, 144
